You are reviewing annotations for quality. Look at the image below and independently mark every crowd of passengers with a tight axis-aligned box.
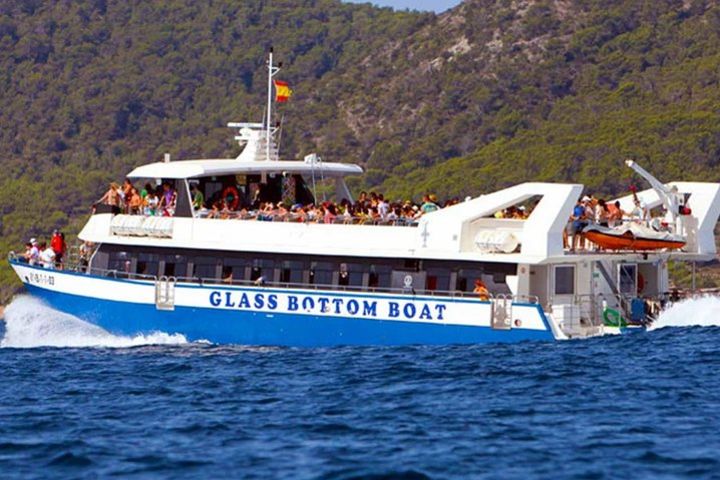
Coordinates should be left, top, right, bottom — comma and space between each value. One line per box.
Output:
565, 190, 659, 252
97, 179, 177, 216
200, 191, 463, 224
96, 178, 465, 224
20, 230, 68, 269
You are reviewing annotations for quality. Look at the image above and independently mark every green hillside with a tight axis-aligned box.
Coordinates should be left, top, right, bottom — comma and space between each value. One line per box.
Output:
2, 0, 720, 300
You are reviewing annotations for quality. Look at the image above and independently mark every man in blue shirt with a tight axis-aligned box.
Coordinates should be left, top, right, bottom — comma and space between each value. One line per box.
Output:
571, 197, 589, 251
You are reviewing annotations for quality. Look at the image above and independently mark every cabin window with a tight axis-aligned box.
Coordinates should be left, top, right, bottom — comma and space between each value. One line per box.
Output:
250, 266, 262, 281
369, 266, 379, 288
554, 265, 575, 295
426, 267, 450, 291
161, 254, 186, 278
250, 259, 275, 282
368, 264, 391, 289
309, 261, 333, 286
337, 263, 364, 287
279, 260, 303, 284
108, 251, 129, 273
165, 263, 176, 277
194, 256, 219, 280
457, 269, 484, 293
338, 263, 350, 286
136, 253, 159, 277
280, 261, 291, 283
222, 258, 247, 282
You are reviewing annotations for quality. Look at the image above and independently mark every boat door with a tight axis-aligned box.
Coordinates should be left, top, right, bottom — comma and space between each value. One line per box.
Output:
155, 276, 177, 311
617, 263, 637, 297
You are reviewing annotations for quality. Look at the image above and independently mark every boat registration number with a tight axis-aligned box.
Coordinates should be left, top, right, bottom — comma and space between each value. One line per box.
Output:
27, 272, 55, 286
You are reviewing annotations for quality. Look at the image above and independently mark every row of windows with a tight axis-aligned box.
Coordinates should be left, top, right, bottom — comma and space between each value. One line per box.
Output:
104, 250, 513, 293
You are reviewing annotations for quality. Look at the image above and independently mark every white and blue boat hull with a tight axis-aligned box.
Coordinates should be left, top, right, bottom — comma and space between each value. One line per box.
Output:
10, 261, 559, 346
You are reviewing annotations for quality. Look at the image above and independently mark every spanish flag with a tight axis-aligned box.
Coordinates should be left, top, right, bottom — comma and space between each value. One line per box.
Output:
274, 80, 292, 103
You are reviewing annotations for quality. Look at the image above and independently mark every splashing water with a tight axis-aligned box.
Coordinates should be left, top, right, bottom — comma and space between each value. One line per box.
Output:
0, 295, 188, 348
649, 295, 720, 330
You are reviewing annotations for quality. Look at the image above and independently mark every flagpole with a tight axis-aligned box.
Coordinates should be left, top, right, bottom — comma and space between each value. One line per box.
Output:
266, 48, 273, 162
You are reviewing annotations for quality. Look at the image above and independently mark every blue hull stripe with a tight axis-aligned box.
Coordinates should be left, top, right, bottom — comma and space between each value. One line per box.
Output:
24, 285, 555, 347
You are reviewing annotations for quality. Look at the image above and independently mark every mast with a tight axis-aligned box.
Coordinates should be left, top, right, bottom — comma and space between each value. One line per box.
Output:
266, 47, 280, 162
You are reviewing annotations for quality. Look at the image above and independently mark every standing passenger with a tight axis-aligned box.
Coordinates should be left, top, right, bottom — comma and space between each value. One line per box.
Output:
571, 198, 589, 251
39, 242, 56, 269
473, 279, 490, 301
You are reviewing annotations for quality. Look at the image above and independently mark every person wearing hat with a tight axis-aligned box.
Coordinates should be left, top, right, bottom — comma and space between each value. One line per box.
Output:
473, 279, 490, 301
28, 238, 40, 266
421, 194, 439, 214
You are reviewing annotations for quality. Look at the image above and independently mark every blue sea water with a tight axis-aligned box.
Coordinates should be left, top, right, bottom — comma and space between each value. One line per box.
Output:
1, 296, 719, 479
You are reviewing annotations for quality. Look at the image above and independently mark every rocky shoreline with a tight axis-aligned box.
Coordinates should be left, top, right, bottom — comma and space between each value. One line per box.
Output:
0, 305, 4, 318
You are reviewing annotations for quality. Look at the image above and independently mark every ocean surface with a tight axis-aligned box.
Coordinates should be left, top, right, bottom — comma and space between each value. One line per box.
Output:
1, 296, 719, 479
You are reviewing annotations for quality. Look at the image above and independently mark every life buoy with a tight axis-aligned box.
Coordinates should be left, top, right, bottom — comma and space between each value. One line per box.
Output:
222, 185, 240, 211
603, 308, 626, 327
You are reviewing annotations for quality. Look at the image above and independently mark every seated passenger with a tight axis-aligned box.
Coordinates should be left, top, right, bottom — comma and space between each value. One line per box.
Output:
322, 203, 337, 224
190, 184, 205, 211
387, 207, 399, 222
145, 192, 159, 216
159, 182, 177, 216
595, 199, 609, 227
607, 200, 624, 227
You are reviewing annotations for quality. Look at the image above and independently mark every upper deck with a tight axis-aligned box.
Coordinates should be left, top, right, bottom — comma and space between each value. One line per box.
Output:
81, 177, 720, 265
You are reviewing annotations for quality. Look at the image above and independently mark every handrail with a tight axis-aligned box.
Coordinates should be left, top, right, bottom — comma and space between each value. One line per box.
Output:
8, 256, 539, 303
107, 211, 421, 227
173, 274, 476, 298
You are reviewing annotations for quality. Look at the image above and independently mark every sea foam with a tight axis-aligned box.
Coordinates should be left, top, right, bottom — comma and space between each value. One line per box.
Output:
0, 295, 188, 348
649, 295, 720, 330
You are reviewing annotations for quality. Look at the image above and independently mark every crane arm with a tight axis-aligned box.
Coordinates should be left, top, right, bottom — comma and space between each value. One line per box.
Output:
625, 159, 678, 221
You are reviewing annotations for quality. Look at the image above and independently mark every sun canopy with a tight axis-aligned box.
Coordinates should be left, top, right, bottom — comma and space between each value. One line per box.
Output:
127, 159, 363, 180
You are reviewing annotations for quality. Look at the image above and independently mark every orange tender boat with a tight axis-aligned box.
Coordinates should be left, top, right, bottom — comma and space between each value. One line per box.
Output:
583, 224, 686, 251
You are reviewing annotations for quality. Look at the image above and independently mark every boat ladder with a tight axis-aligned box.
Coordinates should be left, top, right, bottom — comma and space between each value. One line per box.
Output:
155, 276, 177, 311
491, 296, 513, 330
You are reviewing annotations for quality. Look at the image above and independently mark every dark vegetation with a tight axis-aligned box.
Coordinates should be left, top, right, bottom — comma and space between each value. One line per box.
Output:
2, 0, 720, 299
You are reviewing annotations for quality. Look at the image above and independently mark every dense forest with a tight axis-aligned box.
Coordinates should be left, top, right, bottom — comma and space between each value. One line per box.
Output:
1, 0, 720, 300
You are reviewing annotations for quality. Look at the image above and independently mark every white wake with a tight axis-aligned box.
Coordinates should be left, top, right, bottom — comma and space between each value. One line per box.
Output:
649, 296, 720, 330
0, 295, 188, 348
